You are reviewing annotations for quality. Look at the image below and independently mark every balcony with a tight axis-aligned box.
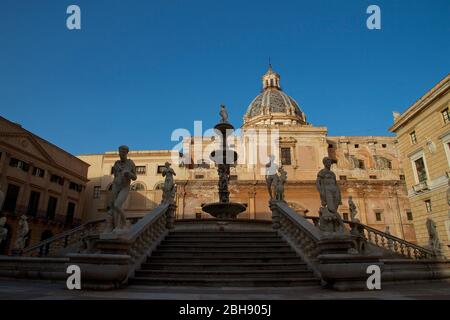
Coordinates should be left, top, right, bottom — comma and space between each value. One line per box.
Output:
412, 181, 429, 193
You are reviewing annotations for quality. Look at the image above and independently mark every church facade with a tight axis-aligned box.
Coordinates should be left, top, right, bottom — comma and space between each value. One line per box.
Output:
79, 66, 416, 242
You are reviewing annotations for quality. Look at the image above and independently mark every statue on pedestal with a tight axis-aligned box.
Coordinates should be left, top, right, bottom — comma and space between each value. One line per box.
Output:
316, 157, 345, 233
274, 166, 287, 201
0, 217, 7, 246
108, 145, 137, 233
348, 196, 358, 222
384, 225, 394, 250
161, 162, 177, 204
265, 155, 278, 200
219, 104, 229, 123
14, 215, 29, 252
426, 217, 441, 257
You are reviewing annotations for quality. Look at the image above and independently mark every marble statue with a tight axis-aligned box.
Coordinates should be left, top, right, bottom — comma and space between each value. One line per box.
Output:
265, 155, 278, 200
14, 215, 29, 252
274, 166, 287, 201
426, 217, 441, 255
220, 104, 229, 123
108, 145, 137, 233
161, 162, 176, 204
348, 196, 358, 222
316, 157, 342, 213
384, 225, 394, 250
316, 157, 344, 233
0, 217, 7, 246
0, 181, 5, 212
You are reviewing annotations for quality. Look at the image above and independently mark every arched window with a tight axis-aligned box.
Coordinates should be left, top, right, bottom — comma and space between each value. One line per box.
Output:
130, 182, 145, 191
155, 182, 164, 190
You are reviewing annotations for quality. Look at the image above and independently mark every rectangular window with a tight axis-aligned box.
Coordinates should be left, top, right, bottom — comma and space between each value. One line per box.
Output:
195, 174, 204, 179
442, 107, 450, 124
3, 184, 20, 212
50, 174, 64, 186
136, 166, 146, 175
339, 175, 347, 180
280, 148, 292, 165
93, 186, 101, 199
157, 165, 165, 174
369, 175, 377, 179
358, 160, 365, 169
328, 144, 334, 149
406, 210, 413, 221
382, 144, 387, 148
69, 182, 82, 192
410, 131, 417, 144
27, 191, 40, 217
65, 202, 76, 225
425, 200, 432, 213
414, 157, 427, 183
354, 144, 359, 148
9, 158, 30, 172
399, 175, 405, 181
343, 213, 349, 221
375, 211, 382, 221
46, 196, 58, 220
32, 167, 45, 178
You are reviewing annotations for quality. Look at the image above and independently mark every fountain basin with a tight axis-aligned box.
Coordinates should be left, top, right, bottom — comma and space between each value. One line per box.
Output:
202, 202, 247, 219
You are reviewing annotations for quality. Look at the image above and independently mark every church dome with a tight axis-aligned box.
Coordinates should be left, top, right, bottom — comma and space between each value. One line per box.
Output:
243, 65, 307, 127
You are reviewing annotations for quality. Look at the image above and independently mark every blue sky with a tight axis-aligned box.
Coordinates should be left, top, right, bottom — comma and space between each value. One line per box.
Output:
0, 0, 449, 155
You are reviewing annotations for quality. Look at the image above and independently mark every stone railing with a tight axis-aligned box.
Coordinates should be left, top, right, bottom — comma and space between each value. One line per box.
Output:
270, 201, 348, 277
22, 218, 107, 257
84, 202, 176, 274
304, 216, 436, 260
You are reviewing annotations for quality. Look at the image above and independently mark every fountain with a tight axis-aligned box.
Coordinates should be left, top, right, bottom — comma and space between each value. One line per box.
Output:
201, 105, 247, 219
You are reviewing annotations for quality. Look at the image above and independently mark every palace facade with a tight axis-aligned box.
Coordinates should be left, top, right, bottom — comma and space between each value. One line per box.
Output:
0, 117, 89, 254
390, 74, 450, 257
79, 66, 416, 242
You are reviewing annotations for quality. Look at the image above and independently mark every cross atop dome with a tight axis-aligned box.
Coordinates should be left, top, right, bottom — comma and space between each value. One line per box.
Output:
262, 63, 281, 90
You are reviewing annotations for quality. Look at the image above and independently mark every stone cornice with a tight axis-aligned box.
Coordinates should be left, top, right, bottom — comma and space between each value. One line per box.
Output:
390, 74, 450, 133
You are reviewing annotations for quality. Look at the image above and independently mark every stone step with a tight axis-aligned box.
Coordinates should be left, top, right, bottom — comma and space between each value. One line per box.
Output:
151, 250, 297, 258
134, 269, 314, 278
147, 256, 303, 263
129, 277, 320, 287
169, 231, 278, 236
159, 243, 289, 249
165, 236, 282, 243
156, 246, 292, 252
168, 233, 279, 239
140, 262, 309, 271
162, 239, 287, 244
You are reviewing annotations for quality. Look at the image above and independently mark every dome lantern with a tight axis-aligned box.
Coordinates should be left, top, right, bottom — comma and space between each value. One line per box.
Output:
243, 65, 307, 127
262, 64, 281, 90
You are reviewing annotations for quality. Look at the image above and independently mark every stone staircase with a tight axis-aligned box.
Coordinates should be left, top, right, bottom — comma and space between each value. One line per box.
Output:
129, 229, 320, 287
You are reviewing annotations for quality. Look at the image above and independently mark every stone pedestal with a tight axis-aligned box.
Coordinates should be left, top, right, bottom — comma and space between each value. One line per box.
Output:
66, 253, 130, 290
318, 254, 383, 291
